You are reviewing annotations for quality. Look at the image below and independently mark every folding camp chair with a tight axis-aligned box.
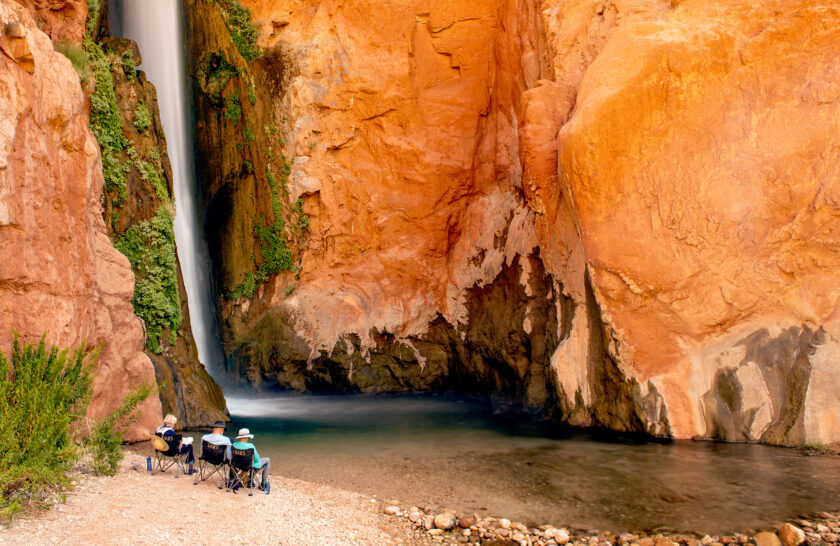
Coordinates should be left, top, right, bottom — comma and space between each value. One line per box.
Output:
193, 440, 228, 489
150, 433, 188, 477
228, 446, 256, 496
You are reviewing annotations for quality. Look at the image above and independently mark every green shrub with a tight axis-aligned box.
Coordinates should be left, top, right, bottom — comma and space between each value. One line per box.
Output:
127, 147, 169, 202
139, 160, 169, 202
84, 36, 129, 204
114, 207, 182, 353
216, 0, 261, 62
122, 51, 136, 80
134, 102, 152, 133
0, 338, 90, 518
248, 81, 257, 105
55, 41, 91, 84
230, 165, 295, 298
86, 0, 100, 37
224, 89, 242, 125
0, 337, 151, 518
244, 124, 255, 142
229, 271, 257, 299
86, 384, 152, 475
195, 51, 238, 100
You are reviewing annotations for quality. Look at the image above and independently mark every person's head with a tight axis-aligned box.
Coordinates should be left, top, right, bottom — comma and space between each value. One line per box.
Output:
236, 428, 254, 442
163, 414, 177, 427
212, 420, 226, 435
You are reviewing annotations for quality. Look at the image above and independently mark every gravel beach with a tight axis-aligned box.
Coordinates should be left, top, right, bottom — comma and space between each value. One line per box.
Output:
0, 451, 416, 545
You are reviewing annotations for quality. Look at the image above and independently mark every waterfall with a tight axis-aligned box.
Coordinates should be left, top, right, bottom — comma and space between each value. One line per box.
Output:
109, 0, 226, 381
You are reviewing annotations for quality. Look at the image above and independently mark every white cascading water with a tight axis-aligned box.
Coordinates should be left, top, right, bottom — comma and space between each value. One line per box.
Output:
110, 0, 226, 381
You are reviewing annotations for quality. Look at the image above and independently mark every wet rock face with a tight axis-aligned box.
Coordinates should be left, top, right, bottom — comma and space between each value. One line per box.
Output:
0, 1, 160, 440
188, 0, 840, 445
227, 255, 571, 417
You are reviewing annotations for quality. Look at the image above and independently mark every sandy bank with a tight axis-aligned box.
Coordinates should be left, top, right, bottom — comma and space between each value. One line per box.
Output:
0, 451, 416, 545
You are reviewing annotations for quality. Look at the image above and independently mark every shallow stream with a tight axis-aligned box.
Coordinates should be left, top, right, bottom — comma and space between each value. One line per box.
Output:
217, 394, 840, 535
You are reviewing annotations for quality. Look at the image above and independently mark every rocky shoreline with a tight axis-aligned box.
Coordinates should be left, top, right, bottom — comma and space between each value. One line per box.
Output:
379, 502, 840, 546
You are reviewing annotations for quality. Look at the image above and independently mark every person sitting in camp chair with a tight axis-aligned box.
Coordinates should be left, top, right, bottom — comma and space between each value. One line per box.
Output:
155, 414, 195, 473
232, 428, 270, 494
194, 420, 231, 488
201, 420, 232, 460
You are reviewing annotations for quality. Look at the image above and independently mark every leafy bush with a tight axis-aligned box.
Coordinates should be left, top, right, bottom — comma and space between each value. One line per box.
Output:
248, 81, 257, 105
114, 207, 182, 353
86, 0, 100, 37
127, 147, 169, 202
134, 102, 152, 133
122, 51, 136, 80
224, 89, 242, 125
244, 124, 255, 142
55, 41, 91, 85
196, 51, 239, 100
293, 199, 310, 231
229, 160, 297, 299
84, 37, 129, 204
0, 337, 151, 518
0, 338, 90, 518
86, 384, 153, 475
216, 0, 261, 62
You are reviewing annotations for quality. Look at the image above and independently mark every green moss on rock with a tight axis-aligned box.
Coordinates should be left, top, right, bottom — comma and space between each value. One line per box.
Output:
114, 207, 182, 353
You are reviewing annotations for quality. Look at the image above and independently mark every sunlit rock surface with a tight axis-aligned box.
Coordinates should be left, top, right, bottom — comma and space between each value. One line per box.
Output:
550, 0, 840, 444
0, 0, 161, 440
190, 0, 840, 445
12, 0, 87, 43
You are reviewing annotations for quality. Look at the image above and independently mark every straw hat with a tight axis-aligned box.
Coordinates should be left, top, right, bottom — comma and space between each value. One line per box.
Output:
150, 434, 169, 452
236, 428, 254, 440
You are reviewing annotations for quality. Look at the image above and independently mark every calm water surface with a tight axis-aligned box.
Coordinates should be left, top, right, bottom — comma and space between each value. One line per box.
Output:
220, 394, 840, 535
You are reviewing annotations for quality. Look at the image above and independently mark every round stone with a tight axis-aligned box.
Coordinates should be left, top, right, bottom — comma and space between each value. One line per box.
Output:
434, 512, 457, 530
753, 531, 782, 546
779, 524, 806, 546
458, 516, 476, 529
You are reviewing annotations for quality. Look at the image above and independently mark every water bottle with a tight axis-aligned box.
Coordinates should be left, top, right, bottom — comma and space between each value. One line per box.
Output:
146, 456, 151, 471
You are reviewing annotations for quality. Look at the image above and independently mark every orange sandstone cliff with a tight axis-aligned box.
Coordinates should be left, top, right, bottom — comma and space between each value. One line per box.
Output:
0, 0, 161, 439
186, 0, 840, 445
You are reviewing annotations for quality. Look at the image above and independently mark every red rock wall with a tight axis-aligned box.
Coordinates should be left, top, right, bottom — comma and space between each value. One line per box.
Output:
198, 0, 840, 445
0, 0, 161, 440
12, 0, 86, 43
550, 0, 840, 444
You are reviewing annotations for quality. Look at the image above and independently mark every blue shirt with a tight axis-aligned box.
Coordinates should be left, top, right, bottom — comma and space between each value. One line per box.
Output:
201, 433, 232, 459
232, 440, 263, 469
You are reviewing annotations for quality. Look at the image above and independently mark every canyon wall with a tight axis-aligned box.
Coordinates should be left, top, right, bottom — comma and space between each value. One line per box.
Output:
0, 0, 160, 440
0, 0, 227, 435
190, 0, 839, 445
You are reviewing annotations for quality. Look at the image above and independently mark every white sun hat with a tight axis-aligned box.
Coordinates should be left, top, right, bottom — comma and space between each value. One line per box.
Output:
236, 428, 254, 440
